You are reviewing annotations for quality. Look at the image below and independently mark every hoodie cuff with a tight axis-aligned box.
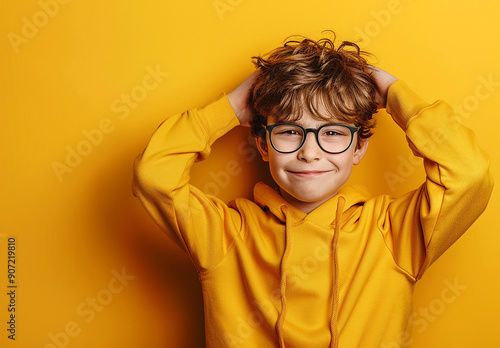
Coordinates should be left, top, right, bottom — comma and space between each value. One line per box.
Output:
196, 92, 240, 146
385, 80, 429, 132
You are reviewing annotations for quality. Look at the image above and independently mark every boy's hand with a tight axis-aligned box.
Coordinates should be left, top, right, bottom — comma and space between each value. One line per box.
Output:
227, 70, 260, 127
369, 66, 398, 109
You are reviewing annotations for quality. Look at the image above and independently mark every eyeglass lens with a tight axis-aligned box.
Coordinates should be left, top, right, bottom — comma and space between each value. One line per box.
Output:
270, 124, 354, 153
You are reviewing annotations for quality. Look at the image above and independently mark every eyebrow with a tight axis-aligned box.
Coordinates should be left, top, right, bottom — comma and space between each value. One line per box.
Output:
271, 111, 348, 123
270, 120, 352, 128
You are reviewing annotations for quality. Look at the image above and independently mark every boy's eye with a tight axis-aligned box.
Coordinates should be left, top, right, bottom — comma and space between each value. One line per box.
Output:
280, 130, 301, 135
274, 126, 303, 136
323, 130, 342, 136
322, 128, 348, 137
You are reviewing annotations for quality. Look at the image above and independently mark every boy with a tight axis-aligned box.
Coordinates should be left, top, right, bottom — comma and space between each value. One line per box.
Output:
132, 35, 493, 347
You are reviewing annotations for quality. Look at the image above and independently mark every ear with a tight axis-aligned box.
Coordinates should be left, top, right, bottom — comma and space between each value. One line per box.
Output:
255, 136, 269, 162
353, 139, 369, 165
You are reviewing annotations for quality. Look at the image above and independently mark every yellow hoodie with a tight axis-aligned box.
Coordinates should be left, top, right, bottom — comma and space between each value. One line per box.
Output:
132, 81, 493, 348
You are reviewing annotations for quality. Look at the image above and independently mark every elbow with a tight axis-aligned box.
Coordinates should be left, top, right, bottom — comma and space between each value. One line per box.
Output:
464, 156, 494, 210
478, 165, 494, 204
132, 155, 160, 198
132, 156, 147, 198
132, 154, 178, 200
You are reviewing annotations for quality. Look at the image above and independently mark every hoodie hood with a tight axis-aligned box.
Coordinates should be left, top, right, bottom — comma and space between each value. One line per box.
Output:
253, 181, 371, 226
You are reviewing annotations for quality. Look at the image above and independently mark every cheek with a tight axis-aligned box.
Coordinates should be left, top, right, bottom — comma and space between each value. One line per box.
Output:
268, 152, 295, 182
268, 152, 284, 172
327, 151, 354, 168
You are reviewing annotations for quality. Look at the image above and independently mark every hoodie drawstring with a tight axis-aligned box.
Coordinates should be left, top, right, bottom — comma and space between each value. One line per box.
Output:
329, 196, 345, 348
276, 205, 291, 348
276, 198, 345, 348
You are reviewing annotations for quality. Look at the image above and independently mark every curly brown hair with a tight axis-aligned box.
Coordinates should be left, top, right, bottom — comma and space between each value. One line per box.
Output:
249, 33, 378, 148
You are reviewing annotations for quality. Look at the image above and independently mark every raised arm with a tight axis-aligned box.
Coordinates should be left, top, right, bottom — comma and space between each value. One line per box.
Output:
373, 71, 493, 280
132, 81, 251, 272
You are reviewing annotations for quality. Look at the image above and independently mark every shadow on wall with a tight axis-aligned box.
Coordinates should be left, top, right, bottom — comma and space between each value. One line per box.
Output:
87, 144, 205, 347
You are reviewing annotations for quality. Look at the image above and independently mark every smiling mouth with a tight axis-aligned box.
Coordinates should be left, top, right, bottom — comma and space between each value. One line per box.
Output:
287, 170, 332, 178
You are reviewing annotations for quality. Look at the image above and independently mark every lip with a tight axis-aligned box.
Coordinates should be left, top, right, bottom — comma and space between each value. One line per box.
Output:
287, 170, 332, 178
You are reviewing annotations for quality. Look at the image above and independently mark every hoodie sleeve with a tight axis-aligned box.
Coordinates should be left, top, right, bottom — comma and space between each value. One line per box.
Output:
132, 93, 242, 273
379, 80, 493, 280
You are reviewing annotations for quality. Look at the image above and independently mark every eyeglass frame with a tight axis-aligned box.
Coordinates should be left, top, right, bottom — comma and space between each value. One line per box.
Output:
263, 122, 360, 154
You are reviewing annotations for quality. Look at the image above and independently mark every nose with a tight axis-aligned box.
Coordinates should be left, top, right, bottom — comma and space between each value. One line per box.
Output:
297, 132, 322, 162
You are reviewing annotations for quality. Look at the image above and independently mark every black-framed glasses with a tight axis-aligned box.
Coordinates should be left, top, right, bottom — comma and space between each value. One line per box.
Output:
263, 123, 359, 154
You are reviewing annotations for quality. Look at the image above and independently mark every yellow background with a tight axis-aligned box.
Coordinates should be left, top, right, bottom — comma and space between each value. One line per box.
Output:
1, 0, 499, 347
